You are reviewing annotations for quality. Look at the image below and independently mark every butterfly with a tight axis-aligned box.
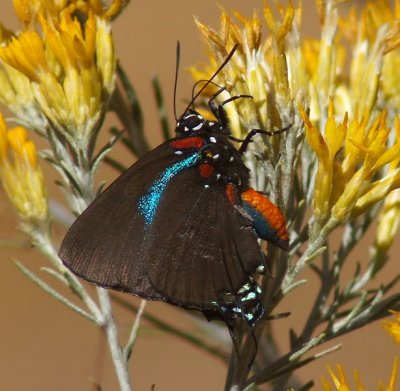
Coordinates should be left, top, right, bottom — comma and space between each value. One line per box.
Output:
59, 44, 289, 330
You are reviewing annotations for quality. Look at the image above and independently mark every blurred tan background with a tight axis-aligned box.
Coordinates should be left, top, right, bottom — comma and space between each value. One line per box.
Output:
0, 1, 399, 390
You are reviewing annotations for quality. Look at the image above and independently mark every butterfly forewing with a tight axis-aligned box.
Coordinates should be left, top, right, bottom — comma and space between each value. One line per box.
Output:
59, 141, 188, 299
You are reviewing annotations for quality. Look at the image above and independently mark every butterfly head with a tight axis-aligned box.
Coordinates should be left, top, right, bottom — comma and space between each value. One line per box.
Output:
176, 109, 223, 137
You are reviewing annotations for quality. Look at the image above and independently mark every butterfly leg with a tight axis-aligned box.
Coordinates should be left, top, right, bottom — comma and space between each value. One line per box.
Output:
208, 88, 253, 129
238, 124, 292, 153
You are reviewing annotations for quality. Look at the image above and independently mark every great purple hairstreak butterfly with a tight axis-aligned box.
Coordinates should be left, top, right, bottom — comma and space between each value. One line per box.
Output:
59, 44, 289, 331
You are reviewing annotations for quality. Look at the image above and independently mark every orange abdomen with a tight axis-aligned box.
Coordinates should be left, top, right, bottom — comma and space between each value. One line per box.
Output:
241, 188, 289, 250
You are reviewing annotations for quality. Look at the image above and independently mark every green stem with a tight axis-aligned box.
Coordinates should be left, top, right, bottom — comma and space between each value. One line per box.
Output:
29, 226, 104, 323
98, 288, 132, 391
282, 218, 338, 293
14, 259, 98, 324
124, 300, 146, 361
49, 128, 135, 389
111, 294, 229, 363
152, 76, 171, 141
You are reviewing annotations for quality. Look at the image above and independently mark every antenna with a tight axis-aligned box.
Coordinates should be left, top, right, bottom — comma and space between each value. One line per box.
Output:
182, 44, 239, 115
191, 79, 224, 106
173, 41, 181, 121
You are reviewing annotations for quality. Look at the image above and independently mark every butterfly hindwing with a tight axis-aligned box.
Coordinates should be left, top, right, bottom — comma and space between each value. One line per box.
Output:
140, 167, 265, 310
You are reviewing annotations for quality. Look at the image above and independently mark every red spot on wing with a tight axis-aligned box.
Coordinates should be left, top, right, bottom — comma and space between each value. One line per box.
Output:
241, 188, 289, 242
170, 137, 205, 150
199, 163, 214, 178
225, 183, 236, 205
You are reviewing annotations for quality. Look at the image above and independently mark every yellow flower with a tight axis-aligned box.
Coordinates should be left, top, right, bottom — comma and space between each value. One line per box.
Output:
12, 0, 42, 26
190, 2, 302, 139
0, 1, 118, 148
320, 359, 398, 391
191, 0, 400, 146
349, 1, 400, 116
191, 0, 400, 237
304, 0, 342, 122
319, 313, 400, 390
384, 311, 400, 344
321, 364, 352, 390
0, 24, 45, 130
301, 100, 346, 225
0, 112, 48, 225
302, 102, 400, 227
302, 0, 400, 124
375, 188, 400, 255
12, 0, 122, 25
384, 357, 399, 391
356, 0, 400, 115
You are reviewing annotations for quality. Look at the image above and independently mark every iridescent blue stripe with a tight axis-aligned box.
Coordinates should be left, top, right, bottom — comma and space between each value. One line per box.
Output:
138, 153, 201, 225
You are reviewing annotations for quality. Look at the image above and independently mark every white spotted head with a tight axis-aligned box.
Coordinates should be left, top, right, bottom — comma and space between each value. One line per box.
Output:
176, 109, 218, 136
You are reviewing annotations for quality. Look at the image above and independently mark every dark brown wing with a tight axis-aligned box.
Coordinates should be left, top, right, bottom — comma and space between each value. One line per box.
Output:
59, 141, 186, 299
59, 140, 265, 310
142, 169, 265, 310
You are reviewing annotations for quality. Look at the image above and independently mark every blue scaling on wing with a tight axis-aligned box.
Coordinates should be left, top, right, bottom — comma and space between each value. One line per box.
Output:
138, 153, 202, 225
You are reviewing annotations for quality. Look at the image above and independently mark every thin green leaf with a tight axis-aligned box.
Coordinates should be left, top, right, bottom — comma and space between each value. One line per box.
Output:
41, 267, 69, 285
14, 260, 97, 324
112, 63, 150, 156
296, 381, 315, 391
109, 127, 136, 154
152, 76, 171, 140
91, 129, 124, 173
103, 156, 128, 173
117, 63, 144, 133
111, 293, 229, 362
124, 299, 146, 361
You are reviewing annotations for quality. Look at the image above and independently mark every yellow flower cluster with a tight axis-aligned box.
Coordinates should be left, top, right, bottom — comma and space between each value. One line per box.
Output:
193, 0, 400, 240
0, 25, 40, 129
320, 312, 400, 390
340, 0, 400, 116
0, 113, 48, 225
375, 189, 400, 255
12, 0, 122, 25
302, 103, 400, 227
321, 358, 398, 390
303, 0, 400, 123
385, 311, 400, 344
0, 0, 120, 227
301, 0, 400, 234
190, 2, 301, 139
0, 0, 118, 146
